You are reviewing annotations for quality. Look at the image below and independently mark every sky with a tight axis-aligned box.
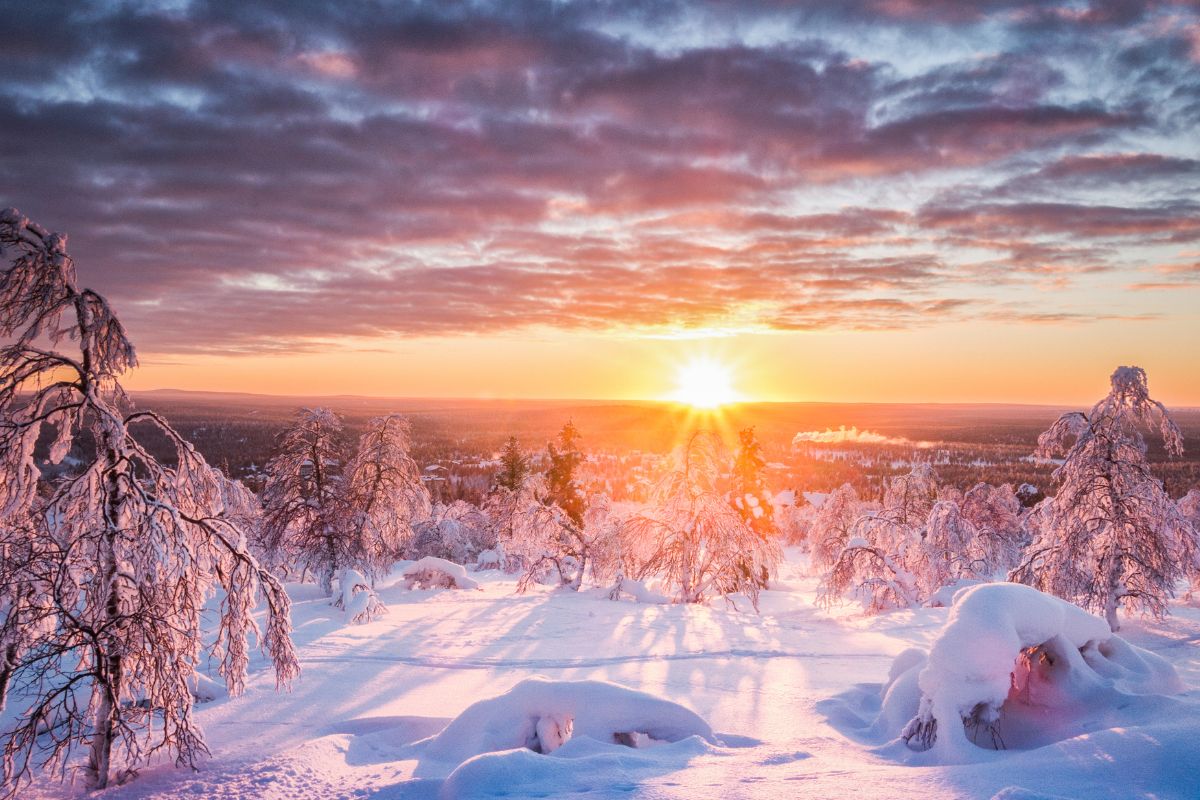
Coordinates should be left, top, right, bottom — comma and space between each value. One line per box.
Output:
1, 0, 1198, 404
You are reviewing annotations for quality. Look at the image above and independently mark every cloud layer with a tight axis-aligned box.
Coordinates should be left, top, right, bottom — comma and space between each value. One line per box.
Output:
1, 0, 1197, 353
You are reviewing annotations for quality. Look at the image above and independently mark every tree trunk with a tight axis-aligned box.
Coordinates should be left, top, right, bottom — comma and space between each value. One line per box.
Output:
0, 642, 17, 713
1104, 586, 1121, 632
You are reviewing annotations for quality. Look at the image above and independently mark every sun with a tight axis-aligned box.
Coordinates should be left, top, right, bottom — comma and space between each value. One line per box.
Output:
670, 357, 739, 408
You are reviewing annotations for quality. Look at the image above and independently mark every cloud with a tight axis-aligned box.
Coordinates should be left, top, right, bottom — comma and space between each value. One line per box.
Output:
0, 1, 1196, 353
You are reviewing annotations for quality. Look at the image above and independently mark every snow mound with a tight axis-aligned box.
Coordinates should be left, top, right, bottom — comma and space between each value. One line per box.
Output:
401, 557, 481, 591
439, 733, 714, 800
900, 582, 1183, 760
424, 676, 715, 765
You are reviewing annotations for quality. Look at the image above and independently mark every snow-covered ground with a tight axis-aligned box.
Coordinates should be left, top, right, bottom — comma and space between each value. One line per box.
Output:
24, 550, 1200, 799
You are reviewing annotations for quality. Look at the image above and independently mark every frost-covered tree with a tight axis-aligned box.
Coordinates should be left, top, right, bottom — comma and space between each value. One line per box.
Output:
545, 421, 585, 526
0, 208, 297, 791
808, 483, 863, 573
819, 467, 1005, 613
622, 431, 781, 609
410, 500, 491, 564
959, 482, 1023, 574
344, 414, 430, 581
260, 407, 350, 595
1178, 488, 1200, 599
1011, 366, 1194, 631
730, 427, 775, 538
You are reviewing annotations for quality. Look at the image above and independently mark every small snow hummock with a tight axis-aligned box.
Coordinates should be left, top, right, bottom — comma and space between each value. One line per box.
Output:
474, 548, 502, 571
424, 676, 716, 765
333, 568, 385, 623
899, 582, 1182, 760
401, 556, 481, 591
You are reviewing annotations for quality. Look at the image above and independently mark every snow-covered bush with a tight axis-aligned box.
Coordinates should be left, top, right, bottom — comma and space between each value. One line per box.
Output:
620, 431, 781, 609
959, 482, 1024, 574
409, 501, 492, 564
1011, 366, 1194, 630
900, 582, 1181, 760
334, 569, 386, 623
401, 557, 481, 591
819, 469, 1013, 613
424, 676, 715, 765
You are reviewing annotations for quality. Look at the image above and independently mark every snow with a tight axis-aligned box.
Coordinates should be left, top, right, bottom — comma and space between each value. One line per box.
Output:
11, 554, 1200, 799
898, 583, 1184, 760
423, 676, 714, 764
400, 556, 481, 590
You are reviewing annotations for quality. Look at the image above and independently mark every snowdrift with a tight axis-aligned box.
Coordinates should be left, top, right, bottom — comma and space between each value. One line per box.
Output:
423, 677, 717, 799
894, 583, 1183, 760
424, 676, 715, 763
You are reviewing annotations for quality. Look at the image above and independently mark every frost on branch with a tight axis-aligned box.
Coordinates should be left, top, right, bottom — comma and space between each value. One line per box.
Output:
0, 209, 298, 793
620, 431, 781, 609
1011, 366, 1193, 631
898, 583, 1181, 761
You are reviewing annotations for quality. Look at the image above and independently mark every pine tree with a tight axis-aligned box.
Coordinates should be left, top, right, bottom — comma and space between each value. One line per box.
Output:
495, 436, 529, 491
546, 421, 585, 526
0, 208, 297, 792
730, 427, 775, 538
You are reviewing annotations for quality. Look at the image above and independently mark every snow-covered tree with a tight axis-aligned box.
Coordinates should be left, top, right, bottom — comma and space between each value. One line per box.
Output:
819, 467, 1005, 613
808, 483, 863, 573
959, 482, 1023, 574
730, 426, 776, 538
260, 407, 350, 595
1011, 366, 1194, 631
621, 431, 781, 609
344, 414, 430, 581
0, 208, 297, 791
410, 500, 491, 564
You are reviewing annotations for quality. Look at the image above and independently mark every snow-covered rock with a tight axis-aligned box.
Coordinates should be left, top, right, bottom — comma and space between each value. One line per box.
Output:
401, 557, 481, 591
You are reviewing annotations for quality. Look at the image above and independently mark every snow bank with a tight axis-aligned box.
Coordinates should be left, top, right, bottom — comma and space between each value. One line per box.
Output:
901, 582, 1182, 760
424, 676, 715, 765
401, 557, 480, 591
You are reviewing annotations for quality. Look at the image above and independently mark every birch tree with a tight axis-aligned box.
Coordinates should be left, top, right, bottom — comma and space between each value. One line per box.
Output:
260, 407, 350, 595
622, 431, 781, 609
0, 208, 297, 792
344, 414, 430, 580
1011, 366, 1194, 631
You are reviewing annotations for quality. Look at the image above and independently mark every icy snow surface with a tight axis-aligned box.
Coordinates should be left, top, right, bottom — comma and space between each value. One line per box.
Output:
12, 549, 1200, 799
